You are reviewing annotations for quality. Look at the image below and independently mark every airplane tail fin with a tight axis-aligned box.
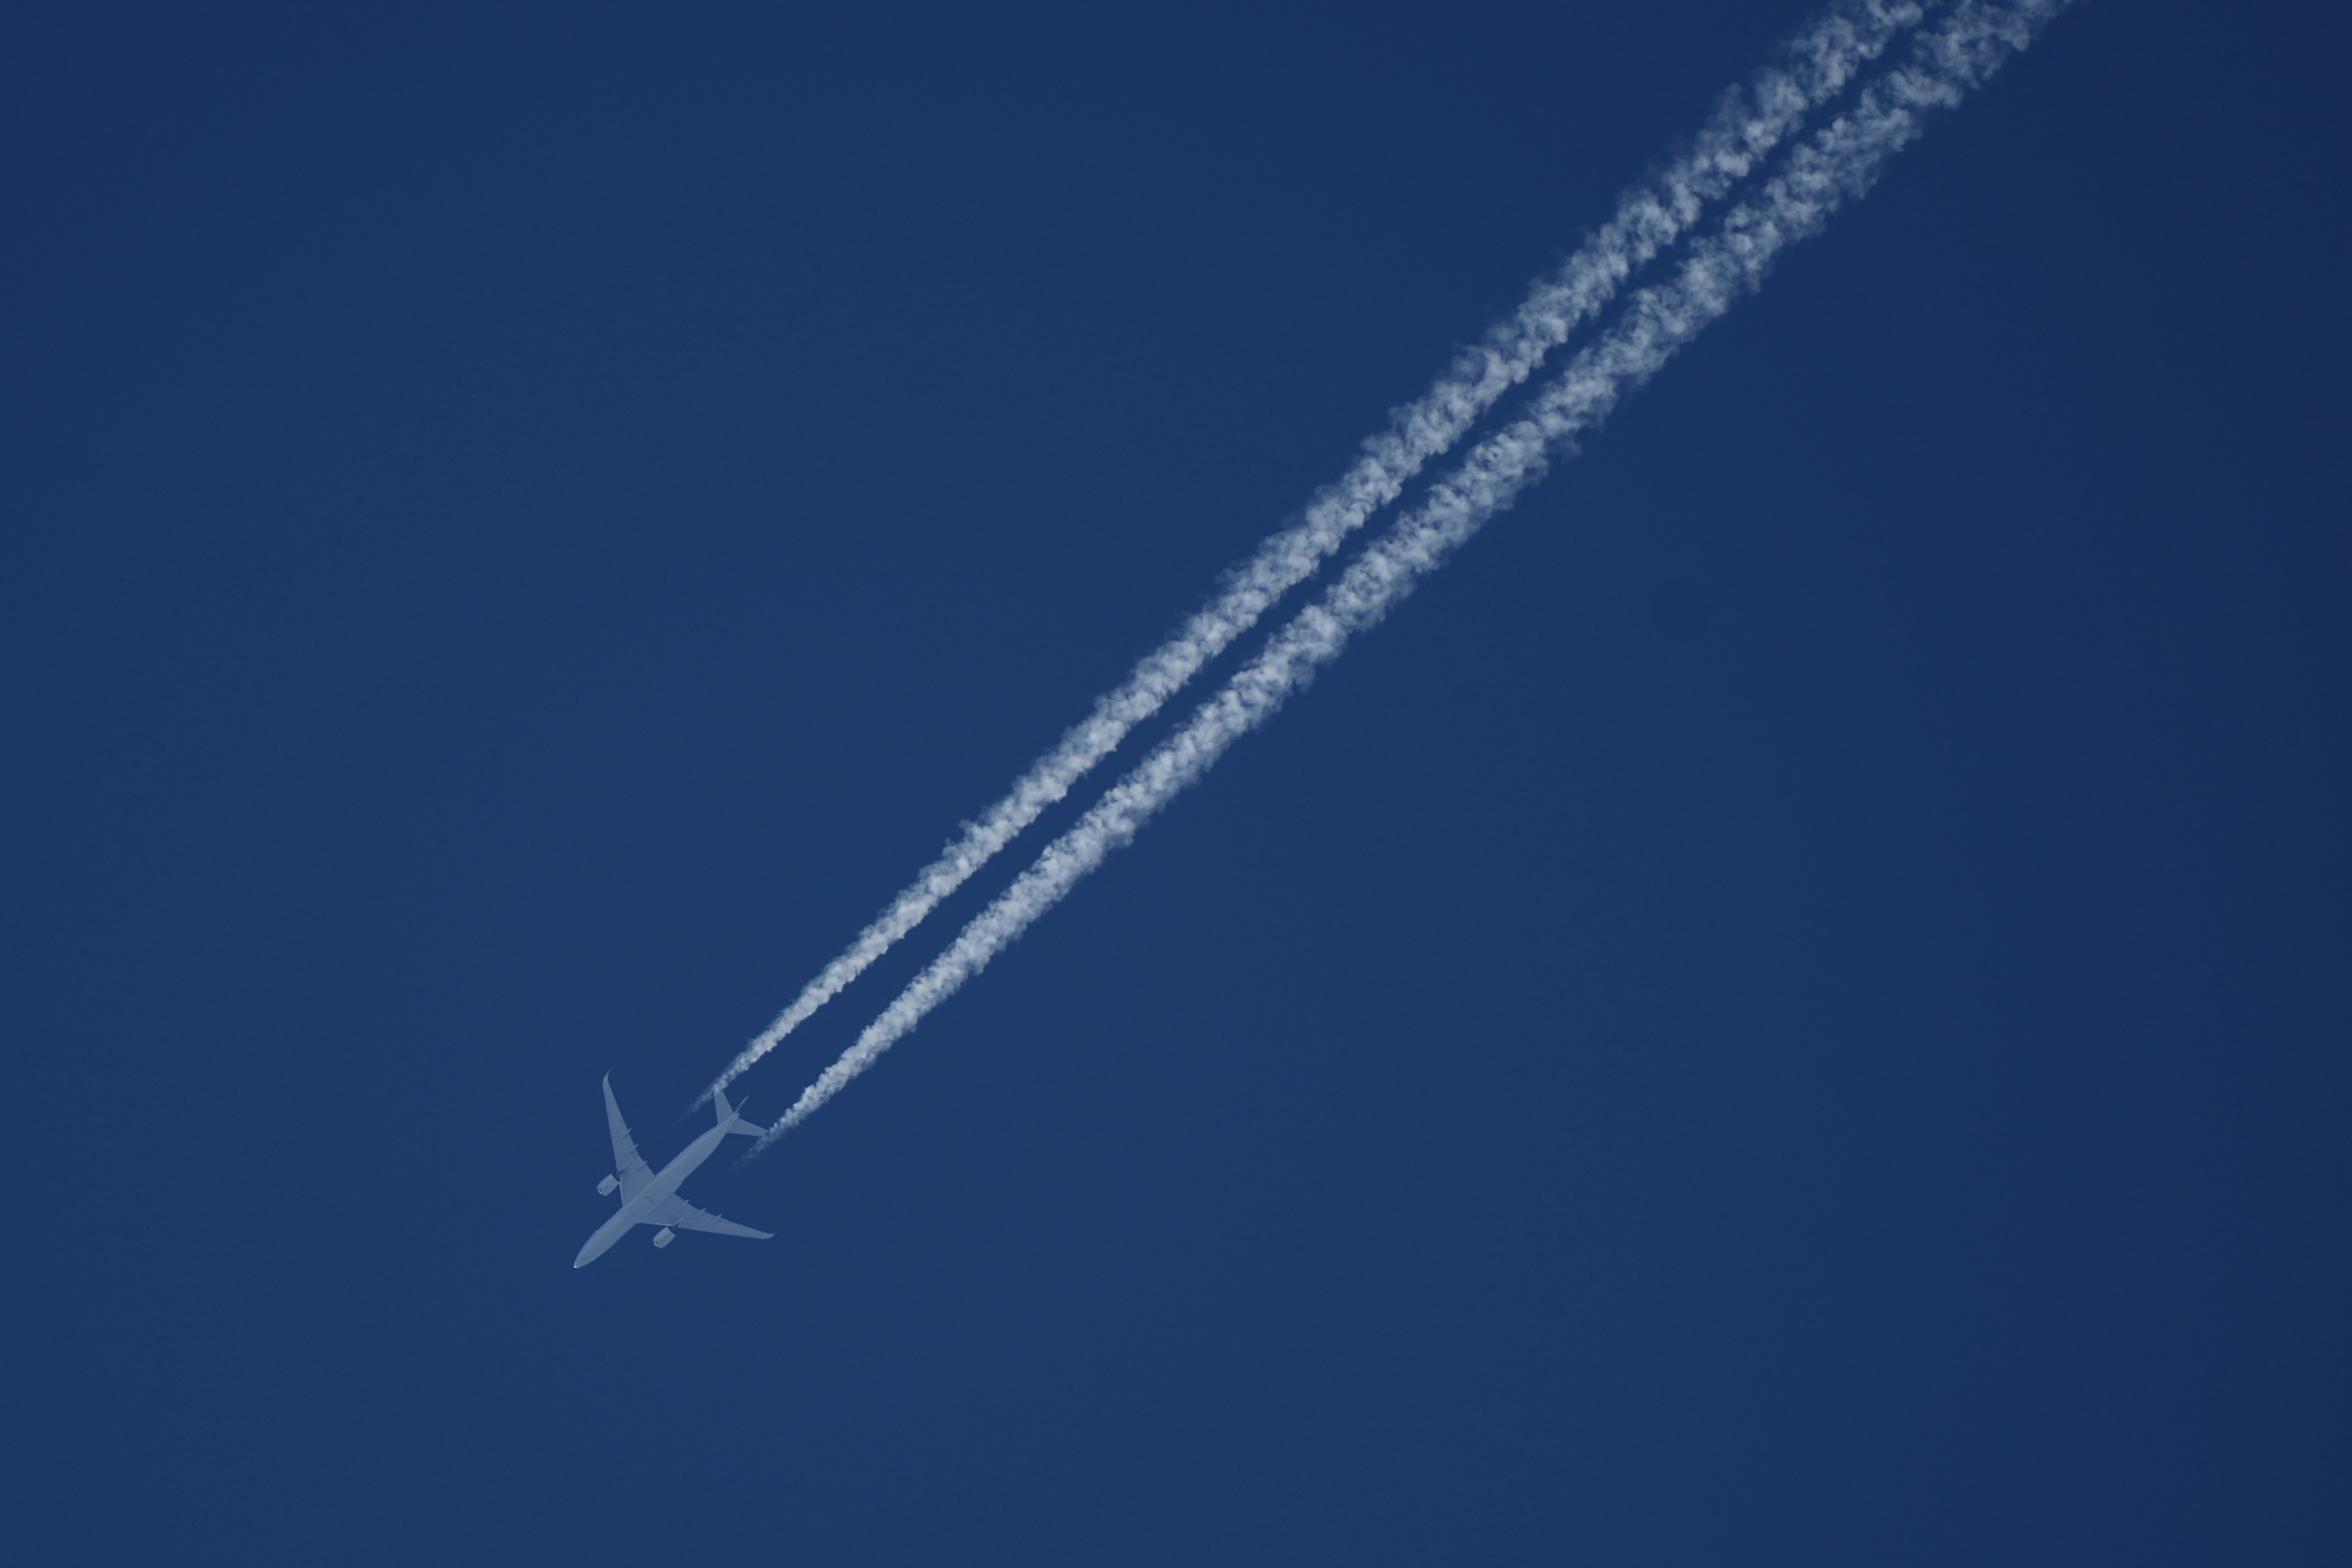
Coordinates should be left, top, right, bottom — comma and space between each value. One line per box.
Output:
715, 1086, 764, 1137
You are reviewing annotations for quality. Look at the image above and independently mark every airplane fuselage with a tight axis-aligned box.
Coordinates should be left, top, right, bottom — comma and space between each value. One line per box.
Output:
575, 1075, 772, 1268
573, 1120, 731, 1268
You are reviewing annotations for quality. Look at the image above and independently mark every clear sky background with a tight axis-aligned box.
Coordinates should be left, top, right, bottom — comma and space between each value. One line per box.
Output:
6, 2, 2347, 1562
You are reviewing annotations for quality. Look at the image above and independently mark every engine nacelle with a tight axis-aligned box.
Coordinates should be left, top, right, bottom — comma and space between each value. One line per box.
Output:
597, 1174, 620, 1197
652, 1227, 676, 1249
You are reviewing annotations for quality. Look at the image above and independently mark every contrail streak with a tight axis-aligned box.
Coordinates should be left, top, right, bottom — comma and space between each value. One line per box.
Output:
755, 0, 2073, 1148
706, 1, 1933, 1102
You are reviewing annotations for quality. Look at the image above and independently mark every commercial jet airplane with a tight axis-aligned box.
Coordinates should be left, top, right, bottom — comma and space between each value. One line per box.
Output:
575, 1074, 773, 1268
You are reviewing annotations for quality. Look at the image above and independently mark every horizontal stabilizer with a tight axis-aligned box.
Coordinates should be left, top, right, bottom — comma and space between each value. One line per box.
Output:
716, 1086, 765, 1136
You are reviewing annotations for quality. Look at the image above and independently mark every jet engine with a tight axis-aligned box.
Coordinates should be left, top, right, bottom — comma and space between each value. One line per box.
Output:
652, 1227, 676, 1249
597, 1174, 619, 1196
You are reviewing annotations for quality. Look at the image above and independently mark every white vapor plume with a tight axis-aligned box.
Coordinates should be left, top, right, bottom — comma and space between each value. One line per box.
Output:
707, 1, 1932, 1101
755, 0, 2073, 1147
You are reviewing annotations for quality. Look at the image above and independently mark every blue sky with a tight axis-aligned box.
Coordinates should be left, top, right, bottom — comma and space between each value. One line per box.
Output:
6, 2, 2348, 1562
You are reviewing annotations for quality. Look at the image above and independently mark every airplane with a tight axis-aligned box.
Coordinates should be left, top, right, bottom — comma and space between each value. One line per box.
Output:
574, 1073, 774, 1268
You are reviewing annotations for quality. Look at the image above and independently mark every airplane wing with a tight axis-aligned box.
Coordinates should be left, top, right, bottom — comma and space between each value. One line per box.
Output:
602, 1074, 655, 1199
646, 1194, 773, 1241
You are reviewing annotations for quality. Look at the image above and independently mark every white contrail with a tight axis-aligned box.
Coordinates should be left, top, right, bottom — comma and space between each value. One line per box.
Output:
706, 1, 1933, 1102
755, 0, 2073, 1148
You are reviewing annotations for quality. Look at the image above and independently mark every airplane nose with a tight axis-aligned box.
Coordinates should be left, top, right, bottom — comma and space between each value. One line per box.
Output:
575, 1218, 624, 1268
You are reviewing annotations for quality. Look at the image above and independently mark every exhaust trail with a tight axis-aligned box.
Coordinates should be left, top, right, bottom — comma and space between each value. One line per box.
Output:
706, 0, 1932, 1102
755, 0, 2075, 1148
